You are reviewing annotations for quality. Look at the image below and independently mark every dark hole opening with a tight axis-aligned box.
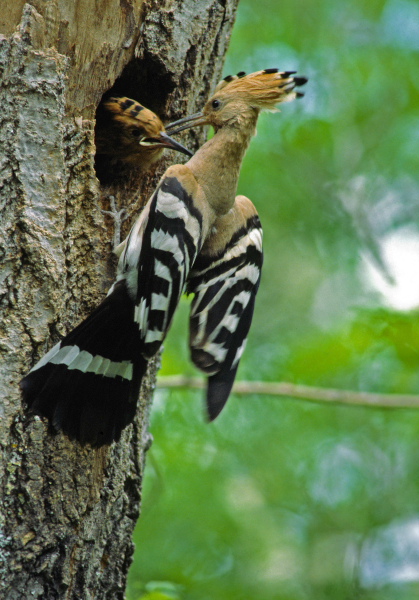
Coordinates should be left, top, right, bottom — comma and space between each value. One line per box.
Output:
94, 56, 176, 184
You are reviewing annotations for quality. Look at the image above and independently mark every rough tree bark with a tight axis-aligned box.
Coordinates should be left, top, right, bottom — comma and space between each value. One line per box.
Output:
0, 1, 239, 598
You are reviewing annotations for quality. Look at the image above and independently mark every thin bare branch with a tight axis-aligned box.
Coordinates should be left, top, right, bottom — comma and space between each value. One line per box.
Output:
157, 376, 419, 409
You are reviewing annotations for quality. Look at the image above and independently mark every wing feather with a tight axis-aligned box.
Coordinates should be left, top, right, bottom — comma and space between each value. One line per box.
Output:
21, 171, 204, 445
121, 175, 204, 357
187, 197, 263, 419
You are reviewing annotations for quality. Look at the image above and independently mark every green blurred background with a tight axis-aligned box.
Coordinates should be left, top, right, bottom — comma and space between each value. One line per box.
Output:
128, 1, 419, 598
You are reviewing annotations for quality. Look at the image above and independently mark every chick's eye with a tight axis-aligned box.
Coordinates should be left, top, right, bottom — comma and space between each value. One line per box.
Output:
131, 128, 142, 138
211, 99, 221, 110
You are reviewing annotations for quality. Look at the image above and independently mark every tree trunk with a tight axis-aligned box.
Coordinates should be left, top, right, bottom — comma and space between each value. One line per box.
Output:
0, 1, 239, 597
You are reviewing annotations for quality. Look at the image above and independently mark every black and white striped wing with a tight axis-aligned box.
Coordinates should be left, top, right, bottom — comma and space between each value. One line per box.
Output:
21, 173, 203, 446
119, 174, 204, 355
187, 202, 263, 420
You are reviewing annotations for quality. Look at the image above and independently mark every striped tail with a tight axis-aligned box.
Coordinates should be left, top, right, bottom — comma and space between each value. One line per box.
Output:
20, 281, 147, 447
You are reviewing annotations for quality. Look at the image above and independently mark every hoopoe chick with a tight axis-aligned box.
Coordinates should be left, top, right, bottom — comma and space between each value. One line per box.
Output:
21, 69, 307, 446
95, 96, 192, 170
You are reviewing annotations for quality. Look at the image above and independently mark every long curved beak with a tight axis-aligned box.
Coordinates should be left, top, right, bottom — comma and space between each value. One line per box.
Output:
165, 112, 208, 135
140, 132, 193, 157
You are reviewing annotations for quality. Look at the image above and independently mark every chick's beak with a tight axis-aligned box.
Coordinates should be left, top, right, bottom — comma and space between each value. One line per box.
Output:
165, 112, 208, 135
140, 131, 193, 157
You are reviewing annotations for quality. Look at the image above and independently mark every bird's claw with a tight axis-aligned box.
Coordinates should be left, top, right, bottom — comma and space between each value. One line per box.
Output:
102, 195, 129, 250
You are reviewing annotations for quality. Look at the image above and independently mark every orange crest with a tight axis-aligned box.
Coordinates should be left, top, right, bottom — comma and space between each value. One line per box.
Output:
213, 68, 307, 110
104, 97, 164, 133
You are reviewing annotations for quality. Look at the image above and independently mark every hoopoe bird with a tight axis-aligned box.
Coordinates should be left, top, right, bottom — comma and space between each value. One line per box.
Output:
21, 69, 307, 446
95, 96, 192, 169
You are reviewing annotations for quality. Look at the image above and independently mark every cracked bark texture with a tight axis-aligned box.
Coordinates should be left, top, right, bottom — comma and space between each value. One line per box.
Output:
0, 1, 239, 598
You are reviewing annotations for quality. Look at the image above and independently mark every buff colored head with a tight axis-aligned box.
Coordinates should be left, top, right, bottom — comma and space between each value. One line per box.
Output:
168, 69, 308, 133
95, 97, 192, 167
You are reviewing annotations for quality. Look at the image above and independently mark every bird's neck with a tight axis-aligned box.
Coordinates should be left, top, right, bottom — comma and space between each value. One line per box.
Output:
186, 117, 257, 216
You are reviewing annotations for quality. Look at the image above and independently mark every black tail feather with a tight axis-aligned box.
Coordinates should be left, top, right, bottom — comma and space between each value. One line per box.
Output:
20, 281, 147, 447
206, 366, 238, 421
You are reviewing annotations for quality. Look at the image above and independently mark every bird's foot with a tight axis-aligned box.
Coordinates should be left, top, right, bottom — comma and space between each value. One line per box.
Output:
102, 195, 129, 250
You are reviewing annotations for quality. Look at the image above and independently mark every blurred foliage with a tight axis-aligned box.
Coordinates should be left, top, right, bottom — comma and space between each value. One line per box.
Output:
128, 0, 419, 598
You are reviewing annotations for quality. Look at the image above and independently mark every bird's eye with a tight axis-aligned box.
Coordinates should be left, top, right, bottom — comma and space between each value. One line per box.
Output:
211, 99, 221, 110
131, 128, 142, 138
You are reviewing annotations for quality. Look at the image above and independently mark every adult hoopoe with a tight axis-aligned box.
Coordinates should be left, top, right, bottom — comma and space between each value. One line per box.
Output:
95, 96, 192, 169
21, 69, 307, 446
